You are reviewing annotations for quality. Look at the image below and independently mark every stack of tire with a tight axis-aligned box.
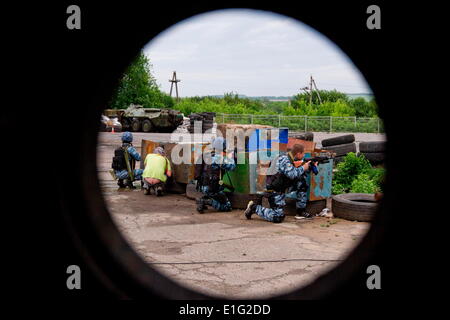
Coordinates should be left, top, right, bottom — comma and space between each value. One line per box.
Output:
290, 131, 314, 141
188, 112, 216, 133
358, 141, 385, 165
321, 134, 356, 165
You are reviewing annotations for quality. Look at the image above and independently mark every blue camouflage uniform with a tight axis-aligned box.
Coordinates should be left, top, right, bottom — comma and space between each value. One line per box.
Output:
115, 144, 143, 181
200, 153, 236, 211
255, 153, 309, 222
115, 132, 143, 181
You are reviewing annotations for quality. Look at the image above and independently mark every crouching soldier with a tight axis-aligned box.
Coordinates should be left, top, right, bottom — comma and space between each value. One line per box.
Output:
244, 144, 317, 222
110, 131, 143, 189
194, 137, 236, 213
142, 147, 172, 196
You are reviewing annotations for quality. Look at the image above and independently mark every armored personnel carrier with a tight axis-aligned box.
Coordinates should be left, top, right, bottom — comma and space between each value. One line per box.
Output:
103, 104, 184, 133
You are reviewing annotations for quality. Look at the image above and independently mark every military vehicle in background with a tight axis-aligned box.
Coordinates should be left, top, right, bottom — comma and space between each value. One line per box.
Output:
103, 104, 184, 133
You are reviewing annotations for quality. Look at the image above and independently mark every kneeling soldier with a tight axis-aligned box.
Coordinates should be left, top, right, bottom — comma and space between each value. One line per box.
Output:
142, 147, 172, 196
194, 137, 236, 213
244, 144, 317, 222
110, 131, 143, 189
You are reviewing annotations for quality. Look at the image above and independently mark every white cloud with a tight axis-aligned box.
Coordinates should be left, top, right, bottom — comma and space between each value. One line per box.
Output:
142, 9, 371, 96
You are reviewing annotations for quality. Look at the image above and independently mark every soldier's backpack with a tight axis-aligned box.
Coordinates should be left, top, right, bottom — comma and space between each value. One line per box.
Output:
265, 154, 298, 192
112, 147, 127, 171
266, 171, 290, 192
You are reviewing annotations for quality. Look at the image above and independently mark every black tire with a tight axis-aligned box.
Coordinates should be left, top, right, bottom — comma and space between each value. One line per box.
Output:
322, 142, 356, 157
359, 141, 386, 153
131, 118, 141, 132
332, 193, 378, 222
142, 119, 153, 132
292, 132, 314, 141
121, 118, 131, 131
321, 134, 355, 147
283, 198, 327, 216
359, 152, 385, 165
185, 183, 203, 200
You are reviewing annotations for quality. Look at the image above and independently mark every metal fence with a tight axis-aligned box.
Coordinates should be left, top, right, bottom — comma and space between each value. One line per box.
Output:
215, 113, 384, 133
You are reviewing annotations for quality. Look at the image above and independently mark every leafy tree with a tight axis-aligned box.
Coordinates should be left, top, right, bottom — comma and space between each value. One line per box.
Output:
292, 89, 349, 107
109, 52, 174, 109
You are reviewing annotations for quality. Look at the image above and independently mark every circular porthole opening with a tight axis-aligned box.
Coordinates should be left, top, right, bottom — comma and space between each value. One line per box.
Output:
92, 8, 386, 299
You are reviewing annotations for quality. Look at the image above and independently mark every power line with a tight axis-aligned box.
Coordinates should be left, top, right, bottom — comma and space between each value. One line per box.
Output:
316, 82, 371, 90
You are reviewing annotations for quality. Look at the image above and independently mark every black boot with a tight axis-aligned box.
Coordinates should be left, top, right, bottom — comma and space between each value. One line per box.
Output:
272, 215, 285, 223
117, 179, 126, 188
196, 198, 205, 213
196, 198, 212, 213
156, 185, 164, 197
125, 179, 136, 189
244, 200, 257, 219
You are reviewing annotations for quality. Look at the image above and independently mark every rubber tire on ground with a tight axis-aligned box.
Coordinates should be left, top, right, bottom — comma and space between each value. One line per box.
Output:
332, 193, 377, 222
283, 198, 327, 216
359, 152, 385, 165
292, 132, 314, 141
185, 183, 203, 200
321, 134, 355, 147
142, 119, 153, 132
322, 142, 356, 157
359, 141, 386, 153
131, 118, 141, 132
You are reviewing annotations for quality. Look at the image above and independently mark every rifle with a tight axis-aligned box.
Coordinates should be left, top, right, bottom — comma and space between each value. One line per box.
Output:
303, 156, 332, 164
293, 156, 332, 174
123, 147, 134, 181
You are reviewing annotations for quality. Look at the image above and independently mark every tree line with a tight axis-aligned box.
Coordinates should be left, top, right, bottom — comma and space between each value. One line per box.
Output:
109, 52, 378, 118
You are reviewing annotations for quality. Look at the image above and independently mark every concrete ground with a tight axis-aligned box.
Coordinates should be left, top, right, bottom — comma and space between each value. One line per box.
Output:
97, 131, 379, 299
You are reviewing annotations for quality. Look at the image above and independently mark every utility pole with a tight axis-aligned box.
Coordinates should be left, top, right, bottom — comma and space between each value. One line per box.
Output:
309, 75, 313, 106
301, 75, 322, 106
311, 77, 322, 104
169, 71, 181, 101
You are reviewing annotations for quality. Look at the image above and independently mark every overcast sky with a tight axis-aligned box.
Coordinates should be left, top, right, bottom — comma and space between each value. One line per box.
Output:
143, 9, 372, 97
